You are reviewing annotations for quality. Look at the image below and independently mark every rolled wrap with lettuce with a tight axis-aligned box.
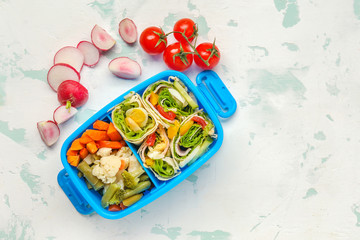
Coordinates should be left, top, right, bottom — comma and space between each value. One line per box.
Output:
171, 111, 216, 168
138, 125, 180, 180
142, 77, 199, 128
111, 92, 158, 145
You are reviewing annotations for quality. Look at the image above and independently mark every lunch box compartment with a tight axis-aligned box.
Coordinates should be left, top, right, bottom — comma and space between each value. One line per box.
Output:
58, 70, 236, 219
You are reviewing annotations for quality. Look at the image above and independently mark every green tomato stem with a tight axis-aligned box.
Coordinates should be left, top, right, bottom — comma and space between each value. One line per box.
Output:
170, 30, 211, 67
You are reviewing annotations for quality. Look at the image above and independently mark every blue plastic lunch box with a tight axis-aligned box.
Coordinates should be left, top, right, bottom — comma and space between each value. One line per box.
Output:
57, 70, 237, 219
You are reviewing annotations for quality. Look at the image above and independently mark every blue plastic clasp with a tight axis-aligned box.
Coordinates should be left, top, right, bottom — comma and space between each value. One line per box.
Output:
57, 169, 94, 215
196, 70, 237, 118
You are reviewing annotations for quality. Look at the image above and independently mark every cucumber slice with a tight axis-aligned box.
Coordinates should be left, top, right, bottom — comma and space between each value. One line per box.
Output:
173, 80, 199, 109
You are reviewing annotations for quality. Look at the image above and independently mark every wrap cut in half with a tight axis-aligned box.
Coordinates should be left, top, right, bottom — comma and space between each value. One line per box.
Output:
171, 110, 217, 168
142, 76, 199, 128
111, 92, 158, 145
138, 125, 180, 181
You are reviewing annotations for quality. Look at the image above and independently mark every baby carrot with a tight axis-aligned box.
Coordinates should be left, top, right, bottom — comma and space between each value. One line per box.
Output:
93, 120, 110, 131
66, 149, 78, 156
107, 122, 122, 141
108, 204, 122, 212
67, 155, 80, 167
70, 139, 85, 151
79, 133, 93, 144
86, 141, 98, 154
85, 129, 110, 141
79, 148, 89, 159
97, 141, 123, 149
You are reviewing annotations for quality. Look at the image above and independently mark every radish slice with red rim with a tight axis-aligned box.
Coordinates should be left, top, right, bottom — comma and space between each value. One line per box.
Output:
54, 46, 84, 73
108, 57, 141, 79
37, 120, 60, 146
91, 24, 116, 51
77, 41, 100, 67
119, 18, 137, 44
53, 104, 78, 124
47, 63, 80, 92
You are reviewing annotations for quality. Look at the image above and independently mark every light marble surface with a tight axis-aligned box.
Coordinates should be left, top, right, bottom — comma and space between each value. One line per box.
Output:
1, 0, 360, 239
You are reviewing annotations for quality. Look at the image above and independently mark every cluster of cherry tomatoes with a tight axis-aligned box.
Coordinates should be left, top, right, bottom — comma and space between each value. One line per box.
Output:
139, 18, 220, 72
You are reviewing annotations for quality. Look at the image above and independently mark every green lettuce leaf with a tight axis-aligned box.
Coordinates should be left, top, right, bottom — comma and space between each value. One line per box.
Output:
151, 159, 175, 178
158, 88, 193, 116
179, 124, 203, 148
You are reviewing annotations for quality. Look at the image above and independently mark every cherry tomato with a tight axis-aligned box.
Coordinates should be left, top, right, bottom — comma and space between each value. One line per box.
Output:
156, 105, 176, 120
173, 18, 198, 43
194, 42, 220, 70
163, 42, 193, 71
192, 116, 207, 129
146, 133, 156, 146
140, 26, 167, 55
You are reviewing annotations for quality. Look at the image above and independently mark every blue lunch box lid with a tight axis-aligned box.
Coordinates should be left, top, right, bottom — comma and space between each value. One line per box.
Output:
58, 70, 237, 219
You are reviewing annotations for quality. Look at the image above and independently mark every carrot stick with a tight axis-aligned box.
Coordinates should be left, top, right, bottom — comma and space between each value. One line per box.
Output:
79, 148, 89, 159
120, 140, 127, 147
70, 139, 85, 151
66, 149, 79, 156
97, 141, 123, 149
86, 141, 98, 154
107, 122, 123, 141
85, 129, 110, 141
79, 134, 93, 145
119, 159, 126, 170
108, 204, 122, 212
119, 202, 127, 210
67, 155, 80, 167
93, 120, 110, 131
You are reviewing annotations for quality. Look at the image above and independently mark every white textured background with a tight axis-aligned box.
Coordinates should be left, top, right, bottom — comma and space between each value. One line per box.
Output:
1, 0, 360, 239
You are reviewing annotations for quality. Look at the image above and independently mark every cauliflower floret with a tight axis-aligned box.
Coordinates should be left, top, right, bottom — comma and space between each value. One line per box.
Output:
92, 155, 121, 184
96, 147, 112, 157
128, 154, 144, 175
116, 147, 131, 158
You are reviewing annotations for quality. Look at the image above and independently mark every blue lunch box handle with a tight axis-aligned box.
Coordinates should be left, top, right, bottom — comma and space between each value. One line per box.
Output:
57, 169, 94, 215
196, 70, 237, 118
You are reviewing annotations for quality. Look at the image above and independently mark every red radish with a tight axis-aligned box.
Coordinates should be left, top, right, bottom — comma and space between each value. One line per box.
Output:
108, 57, 141, 79
91, 24, 116, 51
53, 103, 78, 124
57, 80, 89, 107
118, 18, 137, 44
77, 41, 100, 67
37, 121, 60, 146
54, 46, 84, 73
47, 63, 80, 92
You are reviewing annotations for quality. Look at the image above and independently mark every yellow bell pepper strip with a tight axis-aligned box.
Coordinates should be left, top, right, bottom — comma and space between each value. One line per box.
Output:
167, 120, 180, 139
179, 120, 194, 136
149, 92, 159, 106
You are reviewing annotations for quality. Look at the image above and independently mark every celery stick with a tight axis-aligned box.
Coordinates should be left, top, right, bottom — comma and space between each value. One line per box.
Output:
77, 161, 104, 191
123, 181, 151, 199
101, 183, 120, 208
174, 80, 198, 109
123, 193, 143, 207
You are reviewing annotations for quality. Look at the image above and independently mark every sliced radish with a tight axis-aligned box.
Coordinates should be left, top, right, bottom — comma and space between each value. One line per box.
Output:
54, 46, 84, 73
37, 121, 60, 147
91, 24, 116, 51
53, 104, 78, 124
77, 41, 100, 67
119, 18, 137, 44
47, 63, 80, 92
108, 57, 141, 79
